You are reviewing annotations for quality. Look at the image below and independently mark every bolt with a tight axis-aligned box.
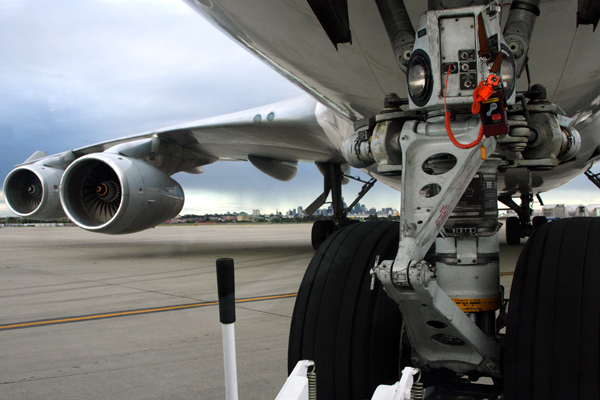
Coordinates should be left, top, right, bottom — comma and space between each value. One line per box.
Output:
384, 93, 401, 109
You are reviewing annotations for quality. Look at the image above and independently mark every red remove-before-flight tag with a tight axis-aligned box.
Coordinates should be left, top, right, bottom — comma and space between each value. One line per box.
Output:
479, 90, 508, 137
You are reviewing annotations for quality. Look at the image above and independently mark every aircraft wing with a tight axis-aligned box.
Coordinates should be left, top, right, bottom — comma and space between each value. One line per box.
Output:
70, 97, 342, 165
23, 96, 343, 173
3, 96, 349, 233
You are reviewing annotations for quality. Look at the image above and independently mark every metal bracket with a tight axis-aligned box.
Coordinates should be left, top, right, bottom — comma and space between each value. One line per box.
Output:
374, 117, 501, 375
383, 119, 495, 286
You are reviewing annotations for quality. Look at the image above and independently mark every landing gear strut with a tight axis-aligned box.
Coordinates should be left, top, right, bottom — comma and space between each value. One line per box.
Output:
499, 193, 533, 245
499, 193, 546, 245
306, 162, 376, 250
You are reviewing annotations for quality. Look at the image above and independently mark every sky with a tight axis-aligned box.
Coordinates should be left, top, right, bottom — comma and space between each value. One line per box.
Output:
0, 0, 599, 217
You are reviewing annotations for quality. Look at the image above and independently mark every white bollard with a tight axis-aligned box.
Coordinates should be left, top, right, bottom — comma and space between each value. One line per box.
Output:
221, 323, 239, 400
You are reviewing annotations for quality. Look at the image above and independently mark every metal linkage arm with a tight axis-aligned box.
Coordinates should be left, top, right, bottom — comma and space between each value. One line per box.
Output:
374, 119, 502, 376
383, 120, 495, 286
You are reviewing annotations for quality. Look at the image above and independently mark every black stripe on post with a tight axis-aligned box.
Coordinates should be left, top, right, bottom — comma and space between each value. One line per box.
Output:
216, 258, 236, 324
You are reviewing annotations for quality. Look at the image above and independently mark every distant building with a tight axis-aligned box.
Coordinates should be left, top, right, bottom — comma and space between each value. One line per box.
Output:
237, 212, 251, 222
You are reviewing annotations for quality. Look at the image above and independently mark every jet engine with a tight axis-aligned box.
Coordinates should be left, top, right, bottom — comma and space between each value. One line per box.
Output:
3, 165, 66, 220
60, 153, 184, 234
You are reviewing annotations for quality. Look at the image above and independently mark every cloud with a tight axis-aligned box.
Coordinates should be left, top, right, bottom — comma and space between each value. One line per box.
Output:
0, 190, 15, 217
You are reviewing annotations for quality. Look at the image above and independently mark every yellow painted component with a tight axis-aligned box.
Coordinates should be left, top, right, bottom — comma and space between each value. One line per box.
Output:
452, 297, 501, 312
482, 97, 499, 104
480, 145, 487, 160
97, 183, 108, 196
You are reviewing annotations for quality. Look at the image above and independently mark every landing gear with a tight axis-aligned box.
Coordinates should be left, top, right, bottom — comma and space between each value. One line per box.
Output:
288, 221, 402, 399
307, 162, 376, 250
505, 217, 600, 399
532, 215, 548, 228
505, 216, 521, 245
499, 193, 535, 245
307, 162, 346, 249
310, 219, 334, 250
295, 0, 586, 396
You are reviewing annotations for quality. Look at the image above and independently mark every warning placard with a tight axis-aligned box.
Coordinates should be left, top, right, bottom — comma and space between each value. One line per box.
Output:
452, 297, 501, 312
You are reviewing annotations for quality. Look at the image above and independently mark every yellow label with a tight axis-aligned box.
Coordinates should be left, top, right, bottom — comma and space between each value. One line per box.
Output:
452, 297, 501, 312
482, 97, 499, 104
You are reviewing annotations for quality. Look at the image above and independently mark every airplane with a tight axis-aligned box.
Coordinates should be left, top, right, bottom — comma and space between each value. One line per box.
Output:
3, 0, 600, 399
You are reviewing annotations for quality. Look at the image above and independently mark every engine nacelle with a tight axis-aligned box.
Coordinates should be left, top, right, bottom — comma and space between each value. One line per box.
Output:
60, 153, 184, 234
3, 165, 66, 220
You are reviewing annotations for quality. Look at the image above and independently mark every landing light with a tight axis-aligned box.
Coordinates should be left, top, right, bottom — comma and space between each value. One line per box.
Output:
407, 50, 433, 106
500, 47, 516, 99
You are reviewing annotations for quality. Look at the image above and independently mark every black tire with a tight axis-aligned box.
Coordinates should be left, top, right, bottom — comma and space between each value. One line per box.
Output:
506, 216, 521, 245
504, 217, 600, 400
288, 221, 402, 400
340, 218, 361, 228
311, 219, 335, 250
532, 215, 548, 229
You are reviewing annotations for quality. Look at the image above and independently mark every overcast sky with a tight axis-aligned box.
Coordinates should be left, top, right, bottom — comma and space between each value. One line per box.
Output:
0, 0, 598, 217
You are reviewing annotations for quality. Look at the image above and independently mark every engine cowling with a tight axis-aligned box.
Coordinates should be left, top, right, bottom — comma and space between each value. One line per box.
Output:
60, 153, 184, 234
3, 165, 66, 220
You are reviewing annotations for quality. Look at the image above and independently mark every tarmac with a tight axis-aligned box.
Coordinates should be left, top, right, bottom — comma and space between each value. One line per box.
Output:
0, 223, 521, 399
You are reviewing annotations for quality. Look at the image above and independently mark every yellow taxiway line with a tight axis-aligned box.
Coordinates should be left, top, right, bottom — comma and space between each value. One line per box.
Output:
0, 293, 298, 331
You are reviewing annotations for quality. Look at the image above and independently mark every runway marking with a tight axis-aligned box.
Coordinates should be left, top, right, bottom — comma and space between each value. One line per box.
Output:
0, 293, 297, 331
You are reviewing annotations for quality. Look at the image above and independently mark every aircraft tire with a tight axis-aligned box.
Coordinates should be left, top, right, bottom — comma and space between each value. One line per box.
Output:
288, 221, 402, 400
310, 219, 334, 250
504, 217, 600, 400
505, 216, 521, 245
532, 215, 548, 229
